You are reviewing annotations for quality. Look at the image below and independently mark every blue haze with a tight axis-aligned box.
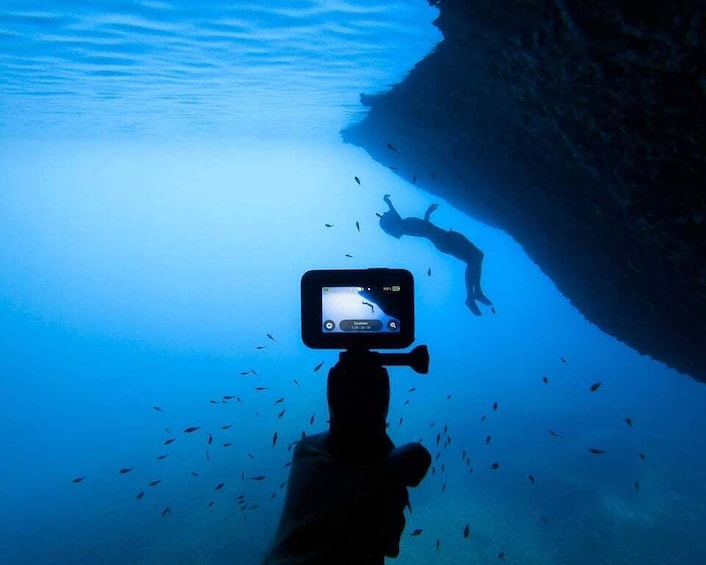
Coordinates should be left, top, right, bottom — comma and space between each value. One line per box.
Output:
1, 2, 705, 564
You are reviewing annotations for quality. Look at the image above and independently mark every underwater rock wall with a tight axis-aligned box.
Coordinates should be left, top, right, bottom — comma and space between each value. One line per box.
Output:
341, 0, 706, 382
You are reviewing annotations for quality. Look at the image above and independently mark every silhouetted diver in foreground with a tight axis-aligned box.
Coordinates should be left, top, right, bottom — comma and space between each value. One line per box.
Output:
379, 194, 492, 315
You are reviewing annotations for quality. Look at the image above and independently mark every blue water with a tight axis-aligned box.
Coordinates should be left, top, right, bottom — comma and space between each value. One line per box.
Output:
1, 2, 705, 565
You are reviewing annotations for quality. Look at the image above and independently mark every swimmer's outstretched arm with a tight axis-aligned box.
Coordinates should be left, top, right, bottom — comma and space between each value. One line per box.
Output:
383, 194, 397, 213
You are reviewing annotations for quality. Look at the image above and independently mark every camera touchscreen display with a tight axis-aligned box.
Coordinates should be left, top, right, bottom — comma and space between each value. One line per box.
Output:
321, 284, 403, 334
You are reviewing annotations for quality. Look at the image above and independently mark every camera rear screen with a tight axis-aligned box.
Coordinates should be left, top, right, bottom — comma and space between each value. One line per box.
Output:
321, 285, 402, 335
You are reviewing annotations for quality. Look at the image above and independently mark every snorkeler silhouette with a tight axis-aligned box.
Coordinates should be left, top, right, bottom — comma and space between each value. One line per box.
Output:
379, 194, 492, 315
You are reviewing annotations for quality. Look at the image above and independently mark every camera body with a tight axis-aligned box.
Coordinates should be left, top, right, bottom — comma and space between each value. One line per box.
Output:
301, 268, 415, 350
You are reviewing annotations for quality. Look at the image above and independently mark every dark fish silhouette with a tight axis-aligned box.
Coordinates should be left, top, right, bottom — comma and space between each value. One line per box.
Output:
447, 394, 452, 400
256, 345, 266, 350
409, 387, 416, 393
436, 433, 441, 446
184, 426, 201, 433
278, 409, 285, 419
441, 463, 445, 473
344, 254, 354, 258
119, 468, 133, 475
72, 477, 85, 484
491, 462, 500, 470
490, 305, 496, 314
429, 422, 435, 427
207, 500, 215, 508
279, 481, 287, 489
241, 471, 245, 481
486, 435, 492, 445
157, 455, 168, 460
589, 382, 602, 392
431, 466, 435, 476
221, 424, 232, 430
165, 427, 170, 433
548, 430, 563, 438
588, 448, 605, 454
240, 371, 250, 375
272, 432, 278, 447
149, 479, 161, 487
267, 333, 277, 343
283, 462, 291, 467
325, 223, 334, 228
161, 507, 171, 517
403, 400, 410, 407
208, 434, 213, 445
191, 471, 199, 477
309, 413, 315, 425
215, 482, 224, 491
639, 452, 647, 460
356, 221, 360, 232
464, 524, 470, 538
386, 143, 398, 152
248, 453, 255, 459
624, 417, 633, 427
249, 475, 266, 481
273, 397, 284, 405
255, 386, 268, 391
480, 415, 486, 421
136, 491, 144, 500
223, 442, 232, 447
441, 483, 447, 492
498, 551, 506, 559
250, 369, 258, 376
209, 400, 218, 404
153, 406, 165, 412
436, 538, 440, 551
528, 474, 536, 484
427, 267, 431, 276
354, 176, 360, 185
542, 376, 548, 384
313, 361, 324, 372
164, 438, 175, 445
293, 379, 300, 386
634, 481, 640, 491
493, 402, 498, 411
205, 450, 210, 461
375, 213, 382, 218
223, 395, 235, 400
399, 417, 403, 426
410, 529, 423, 537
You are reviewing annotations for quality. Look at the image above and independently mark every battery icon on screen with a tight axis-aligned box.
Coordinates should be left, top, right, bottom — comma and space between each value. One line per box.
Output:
392, 285, 400, 292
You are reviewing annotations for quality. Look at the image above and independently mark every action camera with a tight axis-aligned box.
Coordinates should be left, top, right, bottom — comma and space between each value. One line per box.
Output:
301, 268, 415, 350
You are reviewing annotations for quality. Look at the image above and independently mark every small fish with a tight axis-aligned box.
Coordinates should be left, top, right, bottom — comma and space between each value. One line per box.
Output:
427, 267, 431, 276
301, 430, 307, 439
375, 212, 382, 218
250, 369, 258, 376
208, 434, 213, 445
239, 371, 250, 375
283, 462, 291, 467
205, 450, 210, 462
441, 463, 445, 473
498, 551, 506, 559
443, 424, 448, 434
431, 466, 435, 476
279, 481, 287, 489
267, 333, 277, 343
399, 417, 403, 426
325, 223, 334, 228
119, 468, 133, 475
429, 422, 435, 427
436, 538, 440, 551
161, 507, 171, 517
278, 409, 285, 419
441, 483, 447, 492
493, 402, 498, 411
191, 471, 199, 477
309, 413, 315, 425
486, 435, 492, 445
222, 395, 235, 400
447, 394, 452, 400
293, 379, 300, 386
542, 376, 548, 384
136, 491, 144, 500
538, 514, 548, 523
273, 397, 285, 406
157, 455, 168, 460
436, 433, 441, 446
313, 361, 324, 372
588, 448, 605, 454
408, 387, 416, 393
184, 426, 201, 434
164, 438, 175, 445
255, 386, 268, 391
634, 481, 640, 491
410, 528, 423, 537
272, 432, 278, 447
237, 494, 246, 500
241, 471, 245, 481
72, 477, 85, 484
386, 143, 398, 152
209, 400, 218, 404
463, 524, 470, 538
403, 399, 410, 407
354, 176, 360, 185
214, 482, 224, 491
548, 429, 563, 438
462, 449, 467, 460
149, 479, 162, 487
207, 500, 215, 508
589, 382, 602, 392
639, 452, 647, 460
480, 415, 486, 422
560, 357, 567, 363
249, 475, 266, 481
152, 406, 165, 412
344, 253, 354, 258
355, 221, 360, 232
490, 305, 496, 314
435, 451, 441, 460
165, 427, 170, 433
528, 474, 536, 484
256, 345, 266, 350
223, 442, 232, 447
491, 462, 500, 470
248, 453, 255, 459
221, 424, 232, 430
625, 417, 633, 427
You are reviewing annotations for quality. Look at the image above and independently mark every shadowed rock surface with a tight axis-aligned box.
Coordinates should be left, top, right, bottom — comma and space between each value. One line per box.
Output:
342, 0, 706, 382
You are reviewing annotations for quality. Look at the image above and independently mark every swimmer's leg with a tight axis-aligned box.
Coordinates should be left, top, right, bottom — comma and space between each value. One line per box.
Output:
464, 265, 483, 316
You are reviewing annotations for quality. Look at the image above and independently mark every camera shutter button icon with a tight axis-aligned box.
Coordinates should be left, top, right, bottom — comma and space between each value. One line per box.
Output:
324, 320, 336, 331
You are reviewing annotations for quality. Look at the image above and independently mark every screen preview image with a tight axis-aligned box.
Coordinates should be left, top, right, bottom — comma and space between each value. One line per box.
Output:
321, 285, 401, 334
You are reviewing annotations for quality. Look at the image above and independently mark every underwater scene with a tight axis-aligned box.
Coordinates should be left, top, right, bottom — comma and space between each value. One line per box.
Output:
1, 2, 705, 564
